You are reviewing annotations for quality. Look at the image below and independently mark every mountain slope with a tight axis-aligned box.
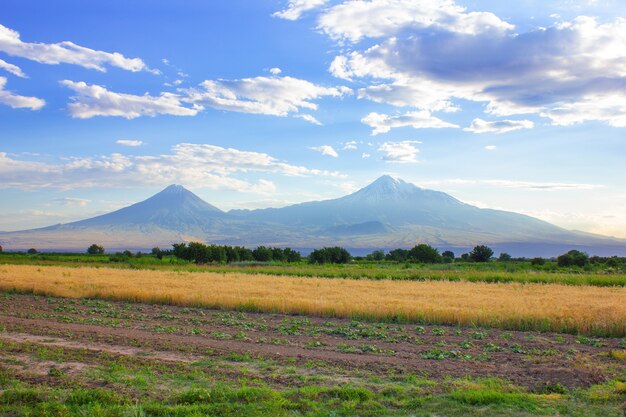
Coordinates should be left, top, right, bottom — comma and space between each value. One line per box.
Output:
233, 176, 570, 239
1, 177, 624, 256
68, 184, 226, 231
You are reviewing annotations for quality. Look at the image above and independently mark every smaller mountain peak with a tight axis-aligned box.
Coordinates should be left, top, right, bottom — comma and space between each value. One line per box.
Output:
163, 184, 185, 192
157, 184, 193, 196
373, 175, 402, 185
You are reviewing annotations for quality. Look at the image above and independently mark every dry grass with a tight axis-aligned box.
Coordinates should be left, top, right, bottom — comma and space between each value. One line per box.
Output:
1, 265, 624, 336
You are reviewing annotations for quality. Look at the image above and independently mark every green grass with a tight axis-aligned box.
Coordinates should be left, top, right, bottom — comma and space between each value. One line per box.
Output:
0, 334, 625, 416
1, 377, 624, 416
2, 252, 625, 286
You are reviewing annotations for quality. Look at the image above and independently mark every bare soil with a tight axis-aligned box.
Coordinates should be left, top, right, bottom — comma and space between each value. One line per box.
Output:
1, 293, 623, 390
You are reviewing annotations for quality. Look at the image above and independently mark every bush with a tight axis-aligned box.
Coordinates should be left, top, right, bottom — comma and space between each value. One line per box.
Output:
27, 248, 37, 255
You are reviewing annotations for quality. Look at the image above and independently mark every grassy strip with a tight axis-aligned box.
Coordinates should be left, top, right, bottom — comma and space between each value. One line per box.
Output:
0, 339, 624, 417
2, 254, 626, 287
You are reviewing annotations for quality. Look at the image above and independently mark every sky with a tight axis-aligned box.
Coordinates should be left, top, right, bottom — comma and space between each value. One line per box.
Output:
1, 0, 625, 238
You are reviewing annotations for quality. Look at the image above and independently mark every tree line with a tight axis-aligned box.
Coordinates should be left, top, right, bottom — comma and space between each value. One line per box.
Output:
170, 242, 301, 264
5, 241, 623, 269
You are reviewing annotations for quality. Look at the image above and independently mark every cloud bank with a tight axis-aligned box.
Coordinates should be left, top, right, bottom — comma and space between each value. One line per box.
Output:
0, 23, 151, 73
0, 143, 343, 192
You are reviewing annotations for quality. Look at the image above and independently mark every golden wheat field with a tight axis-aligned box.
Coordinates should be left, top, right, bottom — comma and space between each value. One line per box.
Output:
0, 264, 624, 336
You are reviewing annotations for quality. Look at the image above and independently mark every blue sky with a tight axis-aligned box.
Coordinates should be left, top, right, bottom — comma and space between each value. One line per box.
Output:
1, 0, 625, 237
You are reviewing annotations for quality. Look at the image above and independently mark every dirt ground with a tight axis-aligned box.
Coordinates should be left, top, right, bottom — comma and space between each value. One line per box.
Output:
1, 293, 624, 390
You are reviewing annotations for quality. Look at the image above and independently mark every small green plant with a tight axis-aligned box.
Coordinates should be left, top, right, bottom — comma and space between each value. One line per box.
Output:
432, 328, 446, 336
484, 343, 503, 352
420, 349, 458, 360
459, 340, 474, 349
338, 343, 359, 353
509, 344, 526, 354
576, 336, 606, 347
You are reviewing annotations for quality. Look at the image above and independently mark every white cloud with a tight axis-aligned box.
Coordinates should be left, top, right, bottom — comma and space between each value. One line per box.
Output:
342, 140, 358, 150
465, 118, 535, 134
273, 0, 328, 20
361, 153, 371, 158
295, 114, 322, 125
116, 139, 144, 147
0, 143, 344, 191
377, 140, 420, 163
0, 23, 151, 73
419, 178, 604, 191
185, 75, 350, 121
61, 80, 199, 119
326, 15, 626, 127
0, 58, 26, 77
269, 67, 282, 75
484, 145, 496, 151
310, 145, 338, 157
0, 76, 45, 110
357, 80, 461, 113
362, 111, 459, 135
317, 0, 513, 42
53, 197, 91, 207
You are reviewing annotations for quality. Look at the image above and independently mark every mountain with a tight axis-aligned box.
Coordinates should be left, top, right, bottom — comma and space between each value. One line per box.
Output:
1, 176, 625, 256
233, 175, 567, 236
69, 184, 226, 231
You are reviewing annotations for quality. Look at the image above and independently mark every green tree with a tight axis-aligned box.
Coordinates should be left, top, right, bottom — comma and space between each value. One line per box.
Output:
252, 246, 273, 262
309, 247, 351, 264
283, 248, 301, 263
151, 247, 163, 260
27, 248, 37, 255
366, 250, 385, 261
409, 244, 442, 264
498, 253, 512, 262
557, 250, 589, 267
441, 250, 455, 263
87, 244, 104, 255
469, 245, 493, 262
385, 249, 410, 262
530, 257, 545, 266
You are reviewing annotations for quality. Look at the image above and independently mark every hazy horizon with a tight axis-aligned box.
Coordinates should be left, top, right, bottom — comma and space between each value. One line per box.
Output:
1, 1, 625, 238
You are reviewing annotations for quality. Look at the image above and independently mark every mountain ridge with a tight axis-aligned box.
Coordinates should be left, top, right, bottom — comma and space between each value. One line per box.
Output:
1, 176, 624, 256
